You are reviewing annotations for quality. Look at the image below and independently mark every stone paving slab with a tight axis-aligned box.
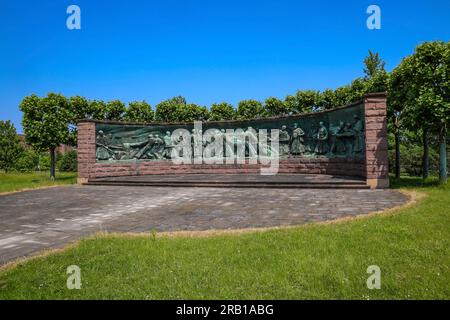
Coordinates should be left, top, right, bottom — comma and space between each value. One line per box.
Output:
0, 185, 409, 265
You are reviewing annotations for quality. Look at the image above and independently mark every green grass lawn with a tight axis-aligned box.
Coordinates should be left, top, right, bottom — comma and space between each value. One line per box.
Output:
0, 171, 77, 193
0, 177, 448, 299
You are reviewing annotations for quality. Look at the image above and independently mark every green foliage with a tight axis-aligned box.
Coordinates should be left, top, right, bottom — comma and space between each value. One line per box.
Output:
70, 96, 90, 121
316, 89, 338, 110
209, 102, 235, 121
176, 103, 209, 122
390, 41, 449, 183
38, 154, 50, 171
154, 96, 186, 122
20, 93, 72, 151
124, 101, 154, 122
105, 100, 126, 121
20, 93, 72, 178
333, 85, 354, 106
284, 90, 319, 114
236, 99, 265, 119
363, 50, 386, 79
13, 148, 39, 172
57, 150, 77, 172
388, 142, 439, 176
0, 120, 23, 173
390, 41, 449, 132
88, 100, 108, 120
264, 97, 288, 116
365, 70, 389, 93
68, 96, 91, 146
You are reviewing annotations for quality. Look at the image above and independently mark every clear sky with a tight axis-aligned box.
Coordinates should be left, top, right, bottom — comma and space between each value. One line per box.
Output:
1, 0, 449, 132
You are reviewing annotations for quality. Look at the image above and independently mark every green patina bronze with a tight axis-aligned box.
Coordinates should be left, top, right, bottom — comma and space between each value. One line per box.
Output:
95, 102, 365, 162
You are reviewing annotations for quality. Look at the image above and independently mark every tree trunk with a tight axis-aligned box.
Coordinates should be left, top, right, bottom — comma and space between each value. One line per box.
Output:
438, 124, 447, 184
395, 130, 401, 179
422, 128, 429, 179
50, 148, 56, 180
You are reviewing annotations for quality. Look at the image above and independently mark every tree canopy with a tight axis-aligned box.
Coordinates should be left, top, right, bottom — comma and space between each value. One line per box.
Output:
124, 101, 154, 122
0, 120, 23, 173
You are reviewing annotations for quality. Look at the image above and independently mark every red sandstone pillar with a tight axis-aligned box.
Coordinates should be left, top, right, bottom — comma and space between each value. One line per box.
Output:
77, 121, 96, 184
364, 93, 389, 189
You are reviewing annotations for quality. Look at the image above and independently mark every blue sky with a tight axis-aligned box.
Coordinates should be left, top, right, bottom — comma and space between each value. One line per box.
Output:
1, 0, 449, 132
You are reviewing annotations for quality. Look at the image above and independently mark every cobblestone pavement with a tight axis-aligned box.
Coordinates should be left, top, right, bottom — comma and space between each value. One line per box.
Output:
0, 185, 408, 264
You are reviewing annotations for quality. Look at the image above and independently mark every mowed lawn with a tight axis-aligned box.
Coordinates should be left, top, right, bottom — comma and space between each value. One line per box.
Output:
0, 172, 76, 194
0, 177, 448, 299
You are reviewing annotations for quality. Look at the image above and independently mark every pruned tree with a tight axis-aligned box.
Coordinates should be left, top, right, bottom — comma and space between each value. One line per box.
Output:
390, 41, 449, 183
284, 90, 319, 114
124, 101, 154, 122
264, 97, 288, 116
177, 103, 209, 122
236, 99, 265, 120
20, 93, 72, 179
88, 100, 108, 120
209, 102, 235, 121
105, 100, 126, 120
155, 96, 187, 122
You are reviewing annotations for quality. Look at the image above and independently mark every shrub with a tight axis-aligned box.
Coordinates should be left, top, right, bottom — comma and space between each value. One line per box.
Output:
38, 154, 51, 171
388, 144, 439, 176
58, 150, 77, 172
14, 148, 39, 172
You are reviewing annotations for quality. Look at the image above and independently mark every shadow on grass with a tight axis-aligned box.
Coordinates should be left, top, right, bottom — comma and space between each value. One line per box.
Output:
389, 175, 442, 189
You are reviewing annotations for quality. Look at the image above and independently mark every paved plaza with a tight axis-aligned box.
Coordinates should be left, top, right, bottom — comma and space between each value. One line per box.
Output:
0, 185, 409, 265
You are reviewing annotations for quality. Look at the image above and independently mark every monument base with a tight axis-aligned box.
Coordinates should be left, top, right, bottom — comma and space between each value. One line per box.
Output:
366, 178, 390, 189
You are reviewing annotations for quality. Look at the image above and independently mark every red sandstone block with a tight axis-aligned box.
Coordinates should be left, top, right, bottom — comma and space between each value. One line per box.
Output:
365, 109, 387, 117
365, 123, 387, 130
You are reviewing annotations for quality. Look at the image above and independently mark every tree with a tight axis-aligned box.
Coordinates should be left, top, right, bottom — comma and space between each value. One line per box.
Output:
209, 102, 235, 121
284, 90, 319, 114
390, 41, 449, 184
332, 85, 353, 107
20, 93, 71, 179
264, 97, 288, 116
317, 89, 338, 110
155, 96, 186, 122
177, 103, 209, 122
68, 96, 91, 146
70, 96, 91, 121
364, 50, 386, 80
236, 99, 265, 120
124, 101, 154, 122
0, 120, 23, 173
88, 100, 108, 120
105, 100, 126, 120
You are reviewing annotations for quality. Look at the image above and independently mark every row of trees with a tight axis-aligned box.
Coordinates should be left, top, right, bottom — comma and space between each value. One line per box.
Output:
18, 72, 384, 179
17, 41, 448, 183
389, 41, 449, 184
0, 120, 77, 174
